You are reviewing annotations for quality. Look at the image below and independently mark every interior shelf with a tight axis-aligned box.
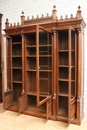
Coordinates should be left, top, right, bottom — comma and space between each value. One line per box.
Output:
58, 93, 68, 97
12, 42, 22, 44
26, 55, 36, 57
58, 50, 69, 52
12, 55, 22, 57
13, 81, 22, 83
58, 79, 69, 81
58, 65, 69, 67
26, 45, 36, 48
12, 67, 22, 69
27, 69, 36, 71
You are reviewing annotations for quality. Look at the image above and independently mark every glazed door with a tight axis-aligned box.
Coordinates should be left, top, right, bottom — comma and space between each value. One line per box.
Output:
57, 27, 77, 123
2, 36, 13, 109
68, 27, 77, 123
36, 25, 52, 108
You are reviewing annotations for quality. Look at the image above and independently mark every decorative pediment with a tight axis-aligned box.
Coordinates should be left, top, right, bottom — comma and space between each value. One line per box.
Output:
5, 5, 86, 29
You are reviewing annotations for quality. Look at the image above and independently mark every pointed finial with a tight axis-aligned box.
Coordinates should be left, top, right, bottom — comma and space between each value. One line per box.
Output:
53, 5, 56, 10
76, 5, 82, 19
78, 6, 81, 11
65, 15, 68, 19
32, 16, 34, 20
21, 11, 25, 25
52, 5, 57, 21
10, 23, 12, 27
41, 14, 44, 18
14, 23, 16, 26
36, 15, 39, 19
17, 22, 19, 26
70, 14, 73, 19
60, 15, 63, 20
27, 16, 30, 20
5, 18, 9, 28
46, 13, 49, 18
22, 11, 24, 15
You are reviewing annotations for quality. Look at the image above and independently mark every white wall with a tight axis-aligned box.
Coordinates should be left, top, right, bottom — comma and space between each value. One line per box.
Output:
0, 0, 87, 116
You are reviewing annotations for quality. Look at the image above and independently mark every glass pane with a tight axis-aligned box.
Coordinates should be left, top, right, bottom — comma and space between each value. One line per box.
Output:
39, 30, 52, 96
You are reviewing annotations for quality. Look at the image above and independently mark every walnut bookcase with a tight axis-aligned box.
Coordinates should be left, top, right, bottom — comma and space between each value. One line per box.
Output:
2, 6, 86, 125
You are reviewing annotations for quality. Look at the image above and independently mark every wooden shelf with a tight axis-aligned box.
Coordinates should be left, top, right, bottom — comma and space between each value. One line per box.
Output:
39, 44, 52, 47
12, 55, 22, 57
26, 55, 36, 57
39, 55, 52, 57
58, 79, 69, 81
58, 93, 68, 97
71, 50, 75, 52
13, 81, 22, 84
12, 42, 22, 44
58, 65, 69, 67
26, 45, 36, 48
39, 78, 48, 80
58, 65, 75, 68
27, 69, 36, 71
39, 70, 52, 72
12, 67, 22, 69
58, 50, 69, 53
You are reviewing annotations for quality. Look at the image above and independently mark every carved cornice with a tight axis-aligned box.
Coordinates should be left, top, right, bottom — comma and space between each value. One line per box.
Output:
4, 5, 86, 31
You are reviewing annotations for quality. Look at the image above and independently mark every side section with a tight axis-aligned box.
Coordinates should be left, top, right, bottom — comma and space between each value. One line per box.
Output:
2, 35, 13, 109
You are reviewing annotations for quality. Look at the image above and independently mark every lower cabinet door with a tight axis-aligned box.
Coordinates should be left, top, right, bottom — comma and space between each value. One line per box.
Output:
46, 98, 53, 120
18, 94, 28, 113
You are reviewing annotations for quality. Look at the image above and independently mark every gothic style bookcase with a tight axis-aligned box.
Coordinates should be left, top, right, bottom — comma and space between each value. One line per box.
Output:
0, 13, 3, 102
2, 6, 86, 125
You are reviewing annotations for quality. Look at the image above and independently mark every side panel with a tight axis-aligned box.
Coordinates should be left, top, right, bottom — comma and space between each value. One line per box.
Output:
2, 35, 13, 109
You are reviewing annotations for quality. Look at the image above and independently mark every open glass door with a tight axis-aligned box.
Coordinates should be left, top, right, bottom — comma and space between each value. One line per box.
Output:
2, 36, 13, 109
36, 25, 52, 113
68, 27, 77, 124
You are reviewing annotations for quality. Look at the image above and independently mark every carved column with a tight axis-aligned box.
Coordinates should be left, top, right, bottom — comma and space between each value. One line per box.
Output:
52, 30, 57, 118
76, 28, 84, 123
21, 34, 25, 95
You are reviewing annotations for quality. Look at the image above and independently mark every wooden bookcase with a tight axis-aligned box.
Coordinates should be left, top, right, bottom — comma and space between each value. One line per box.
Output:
0, 13, 3, 102
2, 6, 86, 125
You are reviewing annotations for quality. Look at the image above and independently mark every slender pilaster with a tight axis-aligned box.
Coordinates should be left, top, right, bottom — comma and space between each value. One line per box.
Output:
52, 30, 57, 117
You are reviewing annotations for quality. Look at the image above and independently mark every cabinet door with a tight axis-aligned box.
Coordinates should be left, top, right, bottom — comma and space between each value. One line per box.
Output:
46, 98, 53, 120
36, 25, 52, 106
18, 95, 28, 113
2, 36, 13, 109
